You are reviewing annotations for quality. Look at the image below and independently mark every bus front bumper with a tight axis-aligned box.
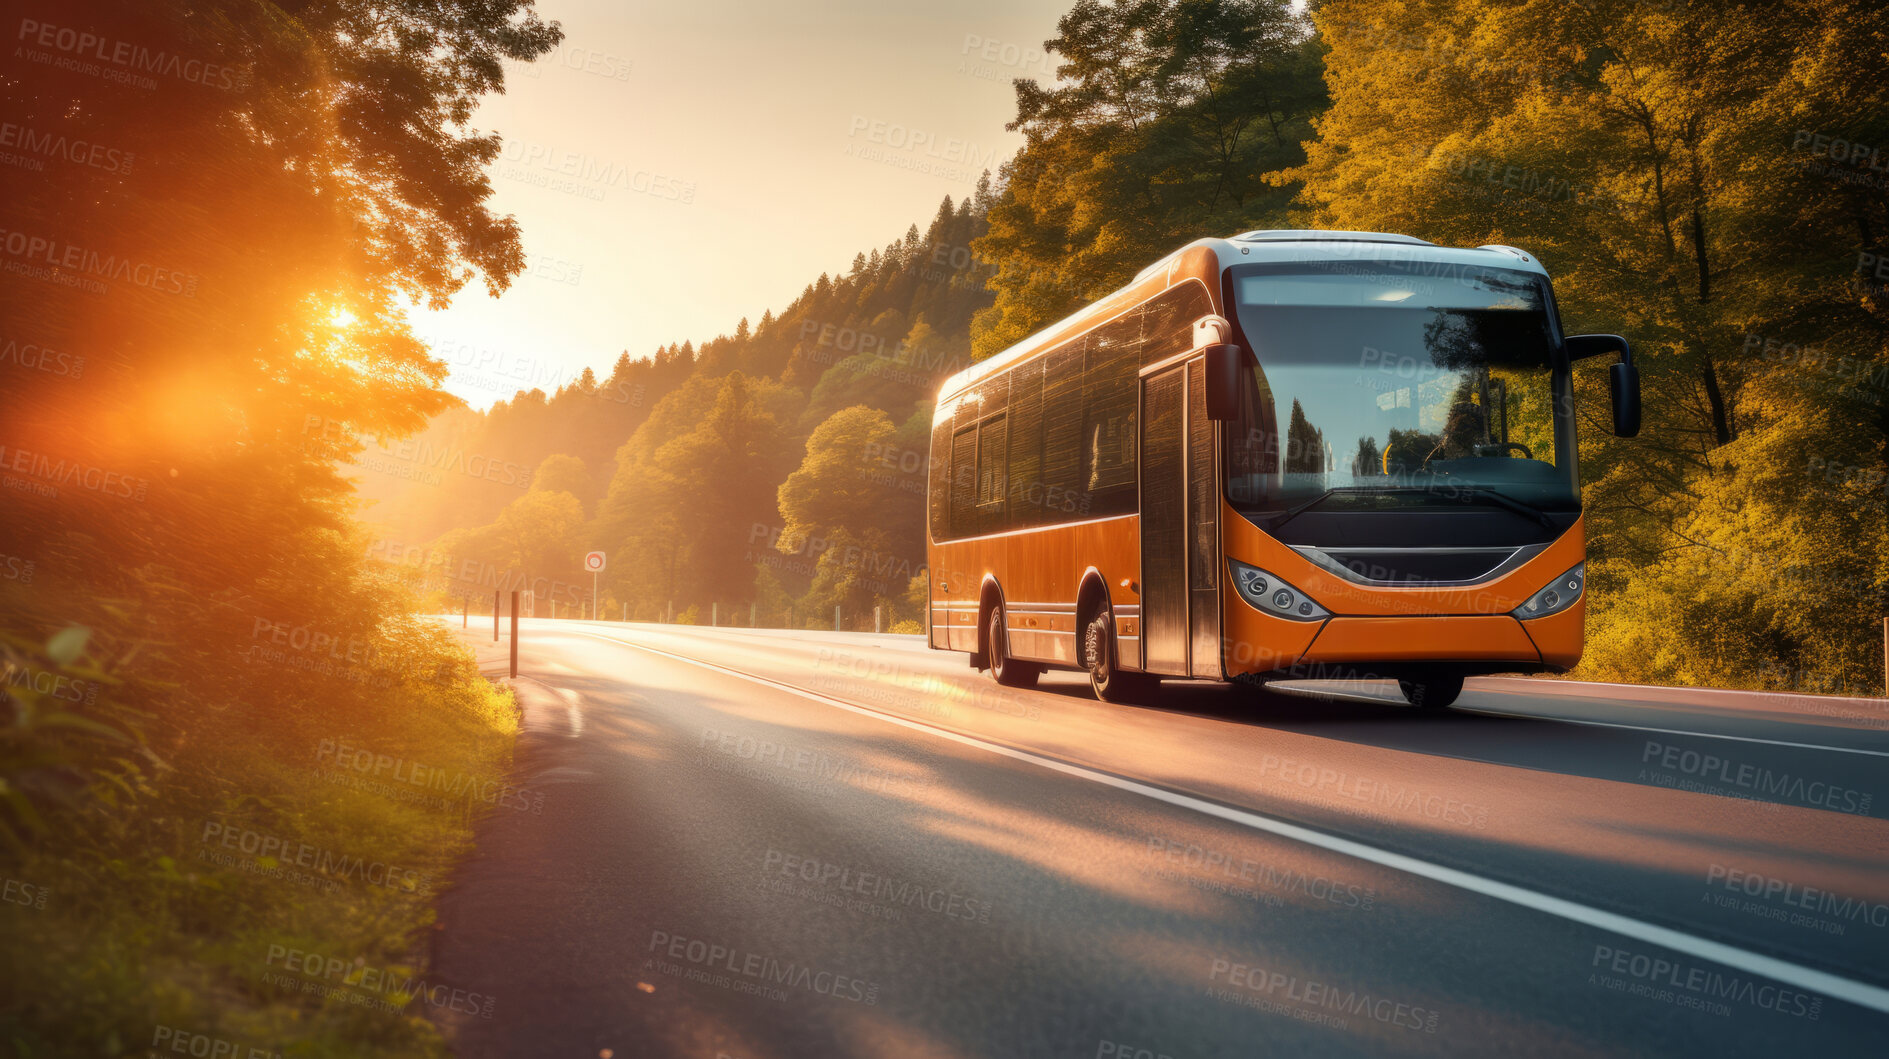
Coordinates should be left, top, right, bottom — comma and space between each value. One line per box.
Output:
1225, 600, 1584, 677
1301, 615, 1539, 663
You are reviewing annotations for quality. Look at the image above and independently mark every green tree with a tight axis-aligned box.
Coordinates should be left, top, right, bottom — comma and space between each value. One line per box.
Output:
777, 406, 932, 625
0, 0, 560, 813
496, 489, 584, 586
1292, 0, 1889, 689
971, 0, 1326, 356
1283, 398, 1325, 473
595, 372, 801, 613
531, 453, 592, 503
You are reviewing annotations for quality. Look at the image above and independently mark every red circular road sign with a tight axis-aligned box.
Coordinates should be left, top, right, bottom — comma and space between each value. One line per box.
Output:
584, 551, 606, 572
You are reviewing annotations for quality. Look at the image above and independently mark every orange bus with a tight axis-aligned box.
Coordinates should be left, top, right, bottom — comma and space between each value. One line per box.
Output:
925, 230, 1640, 707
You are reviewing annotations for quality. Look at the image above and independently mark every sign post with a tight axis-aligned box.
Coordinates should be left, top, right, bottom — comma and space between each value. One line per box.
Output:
509, 590, 519, 678
585, 551, 606, 622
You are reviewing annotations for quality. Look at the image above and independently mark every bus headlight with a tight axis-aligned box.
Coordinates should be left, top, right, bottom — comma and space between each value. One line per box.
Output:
1513, 563, 1584, 620
1229, 559, 1329, 621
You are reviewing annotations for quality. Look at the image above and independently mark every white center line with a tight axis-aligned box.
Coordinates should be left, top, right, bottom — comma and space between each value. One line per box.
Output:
563, 626, 1889, 1017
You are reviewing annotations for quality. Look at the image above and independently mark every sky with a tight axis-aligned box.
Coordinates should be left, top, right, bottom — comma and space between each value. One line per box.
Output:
411, 0, 1073, 409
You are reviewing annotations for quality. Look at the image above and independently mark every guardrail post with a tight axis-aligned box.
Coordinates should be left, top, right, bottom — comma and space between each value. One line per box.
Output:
509, 590, 519, 678
711, 602, 718, 627
874, 605, 882, 634
462, 596, 468, 628
834, 604, 841, 632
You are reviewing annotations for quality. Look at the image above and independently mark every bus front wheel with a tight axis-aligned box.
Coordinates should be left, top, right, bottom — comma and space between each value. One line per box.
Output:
1398, 674, 1464, 709
1084, 609, 1154, 703
988, 605, 1041, 689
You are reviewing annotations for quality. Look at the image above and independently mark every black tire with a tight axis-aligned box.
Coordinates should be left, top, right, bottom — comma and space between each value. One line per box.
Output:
1084, 607, 1154, 703
1399, 674, 1464, 709
988, 605, 1041, 689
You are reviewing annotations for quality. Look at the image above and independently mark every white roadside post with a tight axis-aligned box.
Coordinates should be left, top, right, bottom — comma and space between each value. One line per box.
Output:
585, 551, 606, 622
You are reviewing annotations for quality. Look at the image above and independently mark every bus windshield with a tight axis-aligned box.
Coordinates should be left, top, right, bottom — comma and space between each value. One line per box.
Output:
1224, 261, 1577, 522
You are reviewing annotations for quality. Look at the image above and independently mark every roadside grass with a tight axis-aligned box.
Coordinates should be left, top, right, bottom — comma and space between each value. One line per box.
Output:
0, 618, 516, 1058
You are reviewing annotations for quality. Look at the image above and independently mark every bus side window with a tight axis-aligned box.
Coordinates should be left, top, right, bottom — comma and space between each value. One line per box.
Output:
1005, 357, 1044, 532
1041, 343, 1086, 519
977, 414, 1007, 511
1138, 282, 1213, 368
929, 409, 951, 541
1083, 314, 1140, 515
949, 385, 983, 539
950, 424, 978, 539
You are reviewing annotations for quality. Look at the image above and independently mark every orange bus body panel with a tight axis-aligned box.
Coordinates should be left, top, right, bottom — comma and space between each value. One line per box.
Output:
1301, 617, 1539, 664
931, 516, 1140, 667
1519, 596, 1584, 671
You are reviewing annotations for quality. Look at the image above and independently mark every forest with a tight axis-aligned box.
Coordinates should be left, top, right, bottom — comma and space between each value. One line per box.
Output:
374, 0, 1889, 696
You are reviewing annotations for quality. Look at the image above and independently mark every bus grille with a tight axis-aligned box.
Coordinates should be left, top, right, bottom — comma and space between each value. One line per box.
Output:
1319, 548, 1519, 585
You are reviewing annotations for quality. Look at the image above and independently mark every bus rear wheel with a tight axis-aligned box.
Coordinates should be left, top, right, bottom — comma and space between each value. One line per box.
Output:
987, 605, 1041, 689
1398, 674, 1464, 709
1084, 609, 1154, 703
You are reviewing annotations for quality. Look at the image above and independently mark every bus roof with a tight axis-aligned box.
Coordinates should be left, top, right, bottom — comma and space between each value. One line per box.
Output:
938, 231, 1550, 401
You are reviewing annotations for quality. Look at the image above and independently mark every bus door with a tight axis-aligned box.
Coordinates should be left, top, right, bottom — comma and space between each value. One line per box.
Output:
1139, 357, 1222, 677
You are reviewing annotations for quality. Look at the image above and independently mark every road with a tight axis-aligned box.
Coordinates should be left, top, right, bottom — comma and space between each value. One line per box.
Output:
425, 619, 1889, 1058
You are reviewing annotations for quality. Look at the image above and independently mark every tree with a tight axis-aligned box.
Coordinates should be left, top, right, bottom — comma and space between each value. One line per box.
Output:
779, 407, 908, 549
1283, 399, 1325, 474
0, 0, 562, 786
1292, 0, 1889, 690
0, 2, 564, 1040
531, 454, 592, 504
496, 489, 585, 589
776, 405, 931, 625
1351, 436, 1382, 478
593, 372, 800, 613
971, 0, 1327, 356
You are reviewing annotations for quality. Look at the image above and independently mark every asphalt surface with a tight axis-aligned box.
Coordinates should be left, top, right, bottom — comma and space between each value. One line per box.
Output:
426, 619, 1889, 1058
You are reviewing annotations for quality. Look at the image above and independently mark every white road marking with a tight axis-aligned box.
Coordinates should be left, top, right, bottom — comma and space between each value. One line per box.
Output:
556, 686, 583, 737
564, 626, 1889, 1017
1461, 711, 1889, 759
1271, 683, 1889, 759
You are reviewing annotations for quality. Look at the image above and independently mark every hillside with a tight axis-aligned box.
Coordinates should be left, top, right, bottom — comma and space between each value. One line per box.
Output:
357, 184, 1000, 629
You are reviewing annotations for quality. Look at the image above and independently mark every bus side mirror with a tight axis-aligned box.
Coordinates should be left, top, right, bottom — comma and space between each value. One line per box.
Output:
1566, 334, 1640, 437
1204, 344, 1246, 421
1610, 361, 1641, 438
1565, 333, 1628, 361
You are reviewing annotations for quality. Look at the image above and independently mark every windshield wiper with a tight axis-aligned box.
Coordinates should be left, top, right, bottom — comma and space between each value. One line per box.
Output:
1265, 487, 1385, 532
1439, 486, 1557, 528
